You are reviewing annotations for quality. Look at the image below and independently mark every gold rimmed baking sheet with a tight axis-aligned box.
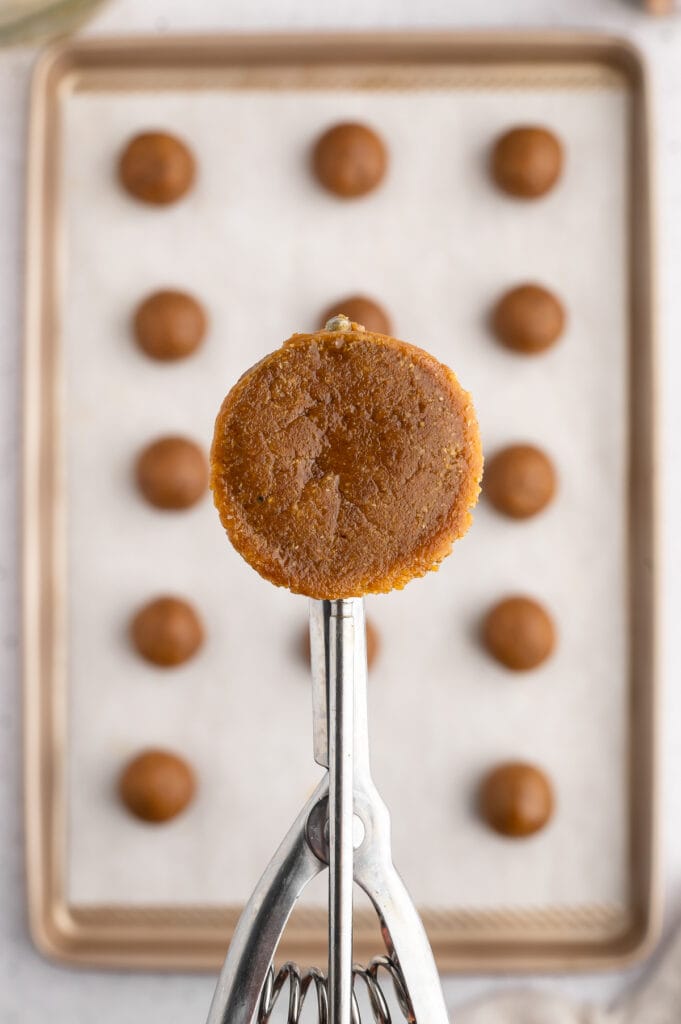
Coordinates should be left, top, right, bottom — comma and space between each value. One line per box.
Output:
24, 31, 658, 972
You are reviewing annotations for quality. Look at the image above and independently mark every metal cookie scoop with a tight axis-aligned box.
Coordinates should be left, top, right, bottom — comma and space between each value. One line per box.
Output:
205, 598, 448, 1024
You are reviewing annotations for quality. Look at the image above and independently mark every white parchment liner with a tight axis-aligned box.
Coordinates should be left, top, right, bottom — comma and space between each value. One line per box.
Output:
60, 81, 629, 912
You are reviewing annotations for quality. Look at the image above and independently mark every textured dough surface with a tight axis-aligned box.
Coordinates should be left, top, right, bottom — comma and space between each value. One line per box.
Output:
118, 131, 195, 205
479, 761, 554, 838
136, 435, 208, 510
133, 288, 207, 361
484, 443, 556, 519
491, 126, 563, 199
118, 749, 196, 824
483, 595, 556, 671
211, 329, 482, 598
492, 283, 565, 355
312, 122, 387, 198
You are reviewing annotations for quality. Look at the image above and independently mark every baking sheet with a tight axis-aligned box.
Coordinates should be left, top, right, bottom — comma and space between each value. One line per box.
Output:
61, 81, 630, 917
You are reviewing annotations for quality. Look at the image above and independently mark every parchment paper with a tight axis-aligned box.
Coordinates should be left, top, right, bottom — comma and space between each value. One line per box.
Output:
60, 79, 630, 913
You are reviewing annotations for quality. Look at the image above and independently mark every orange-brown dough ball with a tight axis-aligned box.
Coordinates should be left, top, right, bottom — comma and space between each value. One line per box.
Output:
484, 444, 556, 519
491, 126, 563, 199
479, 761, 554, 837
483, 595, 555, 671
131, 596, 204, 668
312, 122, 387, 198
118, 131, 195, 205
136, 436, 208, 511
492, 284, 565, 355
119, 749, 195, 823
133, 289, 207, 361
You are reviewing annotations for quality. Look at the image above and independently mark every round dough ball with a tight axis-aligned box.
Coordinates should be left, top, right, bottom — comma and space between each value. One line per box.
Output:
492, 284, 565, 355
210, 326, 482, 599
483, 596, 555, 671
479, 761, 554, 838
133, 289, 207, 361
491, 126, 563, 199
136, 436, 208, 511
484, 444, 556, 519
118, 131, 195, 205
301, 617, 380, 671
319, 295, 392, 335
131, 596, 204, 667
119, 749, 195, 823
312, 122, 387, 198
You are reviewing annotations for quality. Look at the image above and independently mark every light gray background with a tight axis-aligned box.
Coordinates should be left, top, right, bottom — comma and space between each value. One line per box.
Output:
1, 0, 681, 1021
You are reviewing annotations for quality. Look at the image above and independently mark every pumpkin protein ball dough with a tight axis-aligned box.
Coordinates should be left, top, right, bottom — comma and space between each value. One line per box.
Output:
136, 436, 208, 511
484, 443, 556, 519
483, 595, 556, 671
131, 595, 204, 668
479, 761, 554, 838
119, 749, 196, 824
118, 130, 195, 205
491, 125, 563, 199
312, 122, 388, 198
133, 289, 207, 361
211, 317, 482, 599
492, 283, 565, 355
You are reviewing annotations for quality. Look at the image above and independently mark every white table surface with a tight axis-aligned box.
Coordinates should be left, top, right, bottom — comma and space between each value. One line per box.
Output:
2, 1, 681, 1020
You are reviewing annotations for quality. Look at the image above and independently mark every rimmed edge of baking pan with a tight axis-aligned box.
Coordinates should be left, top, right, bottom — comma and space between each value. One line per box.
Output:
23, 29, 659, 972
644, 0, 674, 14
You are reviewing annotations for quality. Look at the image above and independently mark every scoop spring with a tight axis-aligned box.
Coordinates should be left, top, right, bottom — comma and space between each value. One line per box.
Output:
257, 955, 414, 1024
